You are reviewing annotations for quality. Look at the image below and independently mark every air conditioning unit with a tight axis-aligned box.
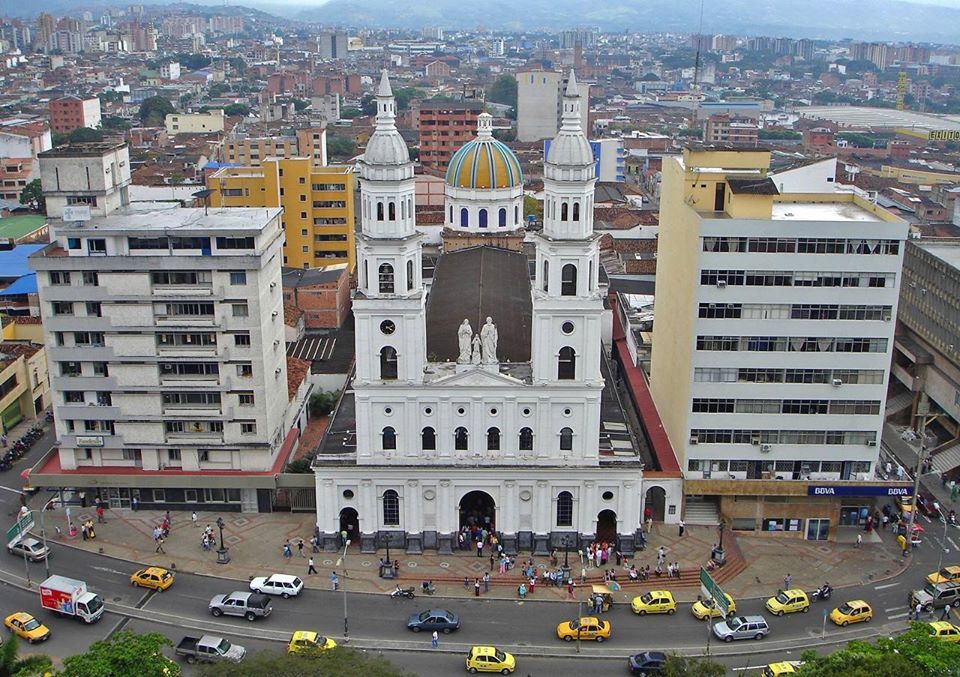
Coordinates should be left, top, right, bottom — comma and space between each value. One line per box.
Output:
760, 444, 773, 453
751, 437, 761, 445
689, 436, 699, 445
716, 280, 727, 288
867, 440, 877, 447
832, 378, 843, 387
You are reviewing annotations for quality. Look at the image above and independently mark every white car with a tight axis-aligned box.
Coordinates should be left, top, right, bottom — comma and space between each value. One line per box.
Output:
249, 574, 303, 598
7, 537, 51, 562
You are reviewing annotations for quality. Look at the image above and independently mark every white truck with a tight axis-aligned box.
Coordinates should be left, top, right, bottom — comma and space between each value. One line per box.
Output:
39, 575, 104, 624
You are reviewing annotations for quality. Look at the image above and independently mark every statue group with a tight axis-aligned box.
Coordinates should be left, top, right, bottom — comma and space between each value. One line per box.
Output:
457, 317, 498, 365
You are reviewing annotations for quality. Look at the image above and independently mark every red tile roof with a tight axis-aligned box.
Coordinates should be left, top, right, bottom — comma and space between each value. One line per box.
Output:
286, 356, 310, 402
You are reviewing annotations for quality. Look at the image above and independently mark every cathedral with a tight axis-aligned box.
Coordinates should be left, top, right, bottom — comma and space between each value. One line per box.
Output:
312, 71, 646, 556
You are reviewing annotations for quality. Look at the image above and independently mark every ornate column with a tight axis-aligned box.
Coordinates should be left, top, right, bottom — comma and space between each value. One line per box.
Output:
360, 479, 377, 553
320, 478, 339, 551
405, 480, 423, 554
533, 480, 550, 555
437, 479, 455, 554
501, 480, 518, 555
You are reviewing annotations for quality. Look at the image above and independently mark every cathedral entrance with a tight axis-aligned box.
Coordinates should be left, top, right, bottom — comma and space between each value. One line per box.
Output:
459, 491, 496, 532
596, 509, 618, 543
644, 486, 666, 522
338, 507, 359, 547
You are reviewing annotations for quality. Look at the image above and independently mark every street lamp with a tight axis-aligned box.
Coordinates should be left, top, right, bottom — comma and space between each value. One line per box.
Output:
713, 520, 727, 567
215, 517, 230, 564
37, 497, 57, 579
336, 539, 351, 642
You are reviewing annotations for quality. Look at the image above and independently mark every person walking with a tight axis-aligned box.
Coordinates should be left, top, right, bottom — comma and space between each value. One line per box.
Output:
192, 511, 198, 527
941, 605, 952, 620
307, 557, 317, 575
483, 572, 490, 593
155, 536, 165, 554
783, 573, 792, 590
856, 533, 862, 548
678, 519, 685, 537
96, 504, 105, 523
476, 539, 483, 558
915, 602, 923, 620
951, 480, 958, 503
131, 496, 139, 512
283, 541, 292, 560
330, 571, 339, 591
431, 630, 439, 649
474, 578, 481, 597
657, 545, 666, 563
297, 539, 305, 558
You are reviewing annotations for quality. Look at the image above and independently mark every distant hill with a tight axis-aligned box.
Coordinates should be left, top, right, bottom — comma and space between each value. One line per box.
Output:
299, 0, 960, 43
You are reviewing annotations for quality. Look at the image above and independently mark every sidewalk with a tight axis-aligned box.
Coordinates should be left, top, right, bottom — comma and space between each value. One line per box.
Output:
30, 502, 909, 605
883, 422, 958, 511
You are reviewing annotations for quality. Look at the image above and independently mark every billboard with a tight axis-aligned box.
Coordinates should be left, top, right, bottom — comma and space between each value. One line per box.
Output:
928, 130, 960, 141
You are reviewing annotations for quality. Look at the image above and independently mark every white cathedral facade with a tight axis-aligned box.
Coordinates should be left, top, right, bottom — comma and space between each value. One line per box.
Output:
313, 72, 646, 555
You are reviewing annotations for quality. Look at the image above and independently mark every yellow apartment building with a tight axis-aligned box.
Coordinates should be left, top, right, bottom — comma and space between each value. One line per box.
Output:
207, 157, 355, 271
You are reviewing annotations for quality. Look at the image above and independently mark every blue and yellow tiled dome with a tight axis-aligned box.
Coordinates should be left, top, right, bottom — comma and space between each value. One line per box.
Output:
445, 114, 523, 190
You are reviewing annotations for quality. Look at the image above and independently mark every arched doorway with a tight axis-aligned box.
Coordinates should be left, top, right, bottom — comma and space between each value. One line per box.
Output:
459, 490, 496, 532
338, 507, 359, 547
596, 509, 618, 543
644, 486, 666, 522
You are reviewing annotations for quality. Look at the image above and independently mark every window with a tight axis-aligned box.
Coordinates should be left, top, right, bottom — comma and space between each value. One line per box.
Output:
122, 449, 142, 462
198, 450, 210, 462
86, 302, 102, 317
421, 427, 436, 451
240, 422, 257, 434
237, 363, 253, 378
152, 271, 210, 286
557, 491, 573, 526
50, 271, 71, 285
382, 490, 400, 526
380, 346, 398, 380
377, 202, 384, 221
52, 301, 73, 316
162, 392, 221, 406
558, 347, 576, 380
379, 263, 395, 293
454, 427, 468, 451
216, 236, 255, 250
238, 392, 254, 406
159, 362, 219, 377
232, 303, 249, 317
519, 427, 534, 451
153, 489, 166, 502
542, 261, 549, 292
234, 333, 251, 346
382, 426, 397, 450
498, 208, 506, 227
487, 427, 500, 451
561, 202, 569, 221
460, 207, 468, 228
560, 427, 574, 451
479, 208, 488, 228
168, 449, 181, 462
561, 264, 577, 296
229, 271, 247, 285
83, 271, 99, 286
86, 239, 106, 254
92, 362, 108, 376
407, 260, 414, 291
64, 391, 84, 403
572, 202, 580, 221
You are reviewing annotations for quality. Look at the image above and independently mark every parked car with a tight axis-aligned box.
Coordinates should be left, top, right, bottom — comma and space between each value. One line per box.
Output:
249, 574, 303, 598
175, 635, 245, 664
7, 538, 50, 562
628, 651, 667, 674
712, 615, 770, 642
209, 592, 272, 621
406, 609, 460, 634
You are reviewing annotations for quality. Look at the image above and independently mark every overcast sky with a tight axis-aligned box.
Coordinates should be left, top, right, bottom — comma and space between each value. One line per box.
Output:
254, 0, 960, 4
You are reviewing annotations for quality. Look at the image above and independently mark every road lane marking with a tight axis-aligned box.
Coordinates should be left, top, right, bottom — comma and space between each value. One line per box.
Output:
732, 666, 768, 672
888, 612, 909, 619
885, 607, 904, 613
949, 537, 959, 551
875, 583, 899, 590
91, 565, 131, 576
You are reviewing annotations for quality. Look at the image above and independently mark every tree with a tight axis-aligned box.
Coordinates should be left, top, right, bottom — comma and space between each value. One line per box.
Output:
196, 648, 410, 677
393, 87, 422, 112
0, 634, 53, 677
523, 194, 542, 221
208, 82, 231, 98
340, 106, 362, 119
487, 74, 518, 108
59, 632, 179, 677
758, 129, 802, 140
176, 53, 212, 70
52, 127, 104, 146
223, 103, 250, 117
18, 179, 45, 213
139, 96, 175, 127
326, 135, 357, 159
309, 390, 340, 417
660, 654, 726, 677
292, 99, 309, 112
101, 115, 132, 132
360, 94, 377, 117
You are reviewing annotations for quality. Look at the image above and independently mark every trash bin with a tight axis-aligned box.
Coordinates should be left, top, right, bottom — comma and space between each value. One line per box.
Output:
711, 547, 726, 567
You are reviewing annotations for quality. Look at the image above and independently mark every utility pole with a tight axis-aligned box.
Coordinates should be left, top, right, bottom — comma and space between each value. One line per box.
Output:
906, 401, 931, 555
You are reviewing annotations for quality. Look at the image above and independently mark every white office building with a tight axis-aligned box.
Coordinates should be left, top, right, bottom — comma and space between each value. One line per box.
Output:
516, 70, 589, 142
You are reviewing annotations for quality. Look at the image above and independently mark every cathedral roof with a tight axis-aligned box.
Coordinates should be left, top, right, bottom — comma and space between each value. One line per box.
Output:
445, 114, 523, 190
425, 246, 532, 363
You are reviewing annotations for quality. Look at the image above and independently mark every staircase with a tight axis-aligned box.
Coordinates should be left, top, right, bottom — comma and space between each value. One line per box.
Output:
683, 497, 721, 526
931, 438, 960, 475
884, 390, 914, 420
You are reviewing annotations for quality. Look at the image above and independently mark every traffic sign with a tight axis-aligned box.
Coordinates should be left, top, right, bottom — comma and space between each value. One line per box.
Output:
6, 511, 34, 546
699, 567, 729, 616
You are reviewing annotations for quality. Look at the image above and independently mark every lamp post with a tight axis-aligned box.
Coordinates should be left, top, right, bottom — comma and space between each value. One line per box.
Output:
37, 497, 56, 579
713, 520, 727, 567
907, 406, 931, 556
215, 516, 230, 564
336, 539, 351, 642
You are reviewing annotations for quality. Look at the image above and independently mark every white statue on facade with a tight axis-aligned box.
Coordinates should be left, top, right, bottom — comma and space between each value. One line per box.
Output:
457, 319, 473, 363
471, 335, 482, 364
480, 316, 498, 364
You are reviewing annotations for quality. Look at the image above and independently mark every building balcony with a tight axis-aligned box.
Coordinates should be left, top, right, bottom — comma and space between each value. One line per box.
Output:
165, 431, 224, 443
151, 285, 215, 297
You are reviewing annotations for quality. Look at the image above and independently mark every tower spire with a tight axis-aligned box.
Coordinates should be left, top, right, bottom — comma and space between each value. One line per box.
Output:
560, 70, 583, 132
374, 69, 397, 133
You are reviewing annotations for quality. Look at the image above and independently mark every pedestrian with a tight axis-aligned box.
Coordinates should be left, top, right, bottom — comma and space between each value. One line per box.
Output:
476, 539, 483, 557
96, 504, 105, 523
463, 576, 469, 588
132, 496, 139, 512
915, 602, 923, 620
283, 542, 292, 559
155, 536, 165, 553
331, 571, 339, 591
490, 553, 496, 571
483, 572, 490, 593
897, 533, 908, 556
529, 576, 536, 594
431, 630, 439, 649
297, 539, 305, 558
580, 567, 586, 585
951, 480, 958, 503
567, 581, 575, 599
310, 535, 319, 553
474, 578, 480, 597
679, 519, 685, 537
0, 434, 6, 447
784, 573, 792, 590
856, 534, 862, 548
657, 545, 665, 563
81, 523, 89, 540
307, 557, 317, 575
192, 511, 198, 526
941, 605, 952, 620
165, 510, 171, 526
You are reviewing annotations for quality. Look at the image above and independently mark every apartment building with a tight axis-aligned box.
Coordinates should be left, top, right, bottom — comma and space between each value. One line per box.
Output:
165, 110, 225, 136
649, 148, 909, 540
703, 114, 759, 146
29, 143, 293, 512
223, 126, 327, 167
415, 100, 483, 171
515, 70, 588, 142
48, 96, 102, 134
0, 340, 50, 431
207, 157, 355, 271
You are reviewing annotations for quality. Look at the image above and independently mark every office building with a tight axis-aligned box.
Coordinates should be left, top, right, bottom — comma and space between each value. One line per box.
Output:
703, 114, 759, 146
415, 100, 484, 171
317, 31, 349, 60
516, 71, 588, 142
649, 148, 908, 540
165, 110, 225, 136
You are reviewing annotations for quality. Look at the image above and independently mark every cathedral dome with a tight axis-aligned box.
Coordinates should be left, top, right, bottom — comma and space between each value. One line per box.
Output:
445, 114, 523, 190
545, 71, 594, 169
362, 70, 410, 167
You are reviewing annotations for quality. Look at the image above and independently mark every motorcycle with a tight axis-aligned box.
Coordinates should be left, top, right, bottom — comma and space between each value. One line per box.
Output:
810, 585, 833, 601
390, 586, 416, 600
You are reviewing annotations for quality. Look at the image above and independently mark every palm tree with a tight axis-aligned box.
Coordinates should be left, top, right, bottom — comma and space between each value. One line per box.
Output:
0, 634, 53, 677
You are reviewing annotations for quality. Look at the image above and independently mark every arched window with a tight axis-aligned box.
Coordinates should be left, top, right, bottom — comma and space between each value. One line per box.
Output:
421, 427, 436, 451
400, 200, 406, 219
560, 427, 574, 451
558, 346, 576, 380
382, 426, 396, 450
406, 260, 414, 291
561, 202, 568, 221
379, 263, 394, 293
388, 202, 396, 220
379, 346, 398, 380
487, 427, 500, 451
519, 427, 533, 451
561, 264, 577, 296
408, 198, 413, 220
377, 202, 384, 221
556, 491, 573, 526
460, 207, 469, 228
498, 208, 507, 227
382, 490, 399, 526
542, 260, 549, 292
479, 208, 488, 228
449, 205, 454, 223
514, 205, 519, 224
454, 427, 468, 451
573, 201, 580, 221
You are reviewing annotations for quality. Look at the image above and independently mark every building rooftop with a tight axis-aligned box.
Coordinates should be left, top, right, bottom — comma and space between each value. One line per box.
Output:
0, 244, 46, 281
771, 201, 884, 222
0, 215, 47, 240
914, 240, 960, 270
38, 142, 126, 158
49, 202, 282, 234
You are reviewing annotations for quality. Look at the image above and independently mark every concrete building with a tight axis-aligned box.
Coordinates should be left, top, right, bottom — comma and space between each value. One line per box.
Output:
317, 31, 349, 60
207, 158, 355, 271
0, 340, 50, 431
48, 97, 102, 135
281, 264, 351, 329
28, 143, 295, 512
415, 100, 484, 171
165, 110, 225, 136
703, 114, 759, 146
649, 148, 909, 540
516, 71, 588, 142
0, 122, 52, 158
222, 127, 327, 167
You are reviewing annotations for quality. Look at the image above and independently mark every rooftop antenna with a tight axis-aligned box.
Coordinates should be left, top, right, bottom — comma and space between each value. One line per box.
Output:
193, 188, 215, 216
689, 0, 706, 134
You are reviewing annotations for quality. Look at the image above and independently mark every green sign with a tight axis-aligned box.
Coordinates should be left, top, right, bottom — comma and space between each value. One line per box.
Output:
699, 567, 729, 616
6, 511, 34, 546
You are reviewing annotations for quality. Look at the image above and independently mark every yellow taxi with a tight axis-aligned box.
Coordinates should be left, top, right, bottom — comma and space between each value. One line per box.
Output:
465, 645, 516, 674
556, 616, 612, 642
761, 661, 802, 676
130, 566, 175, 591
4, 612, 50, 644
927, 565, 960, 585
287, 630, 337, 655
630, 590, 677, 615
829, 600, 873, 626
691, 592, 736, 620
927, 621, 960, 643
765, 589, 810, 616
896, 494, 913, 516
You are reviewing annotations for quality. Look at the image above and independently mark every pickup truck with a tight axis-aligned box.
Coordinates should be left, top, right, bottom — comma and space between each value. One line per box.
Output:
175, 635, 245, 664
209, 591, 272, 621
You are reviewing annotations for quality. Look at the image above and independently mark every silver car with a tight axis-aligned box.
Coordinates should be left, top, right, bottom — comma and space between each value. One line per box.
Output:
209, 592, 273, 622
712, 615, 769, 642
7, 537, 51, 562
